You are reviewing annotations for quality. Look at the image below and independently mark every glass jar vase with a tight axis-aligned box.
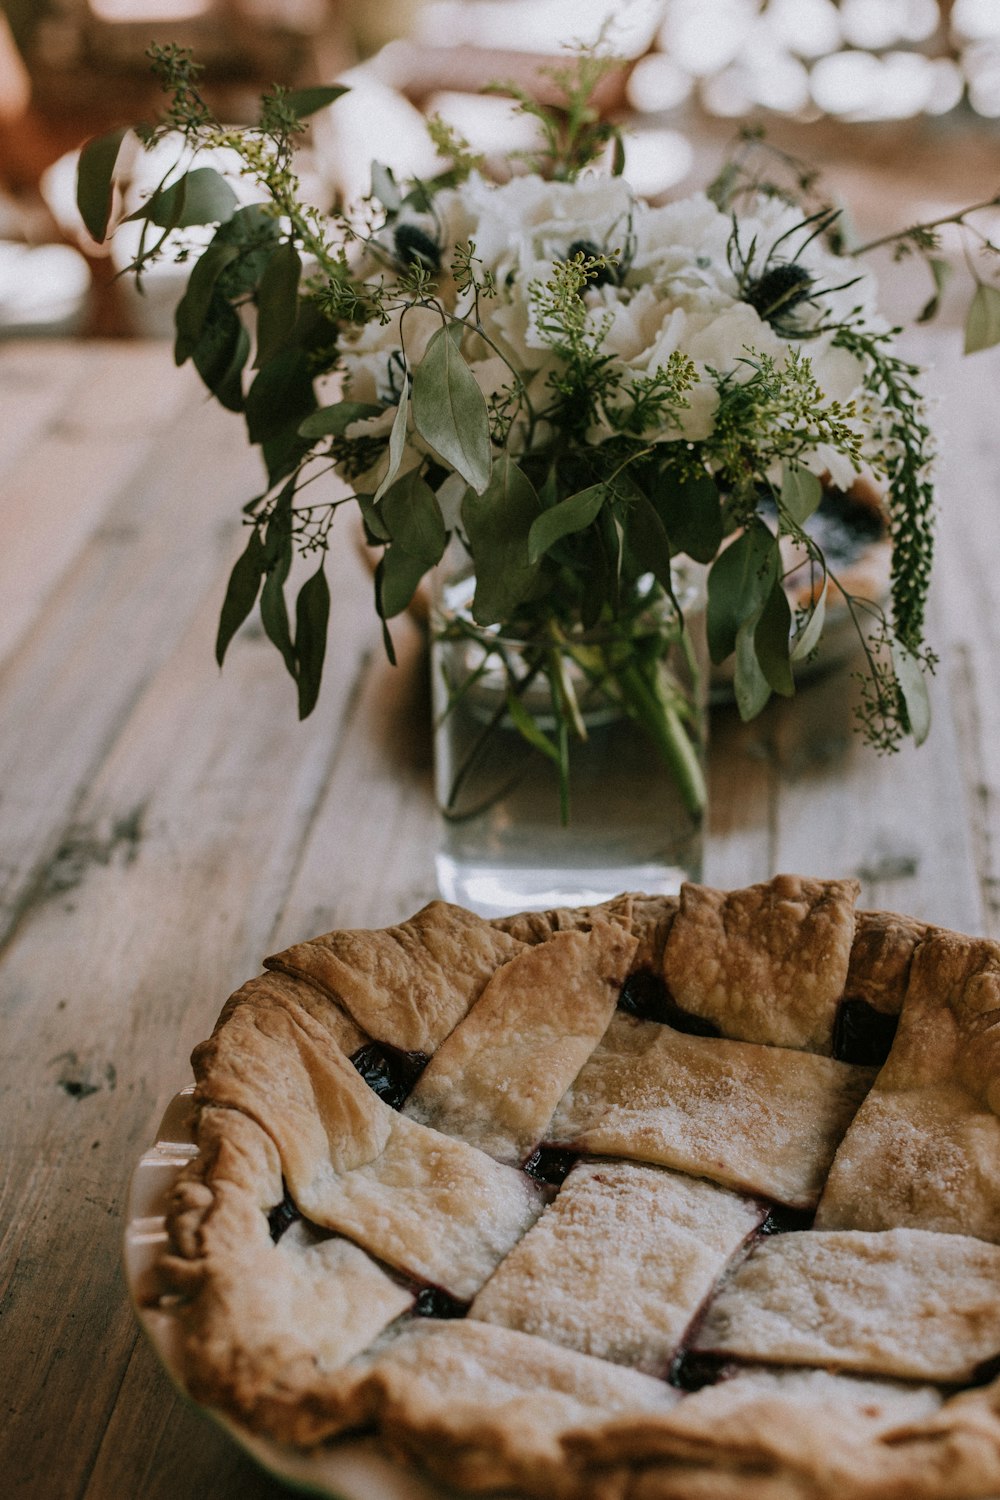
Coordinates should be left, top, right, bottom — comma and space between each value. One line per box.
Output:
430, 556, 708, 917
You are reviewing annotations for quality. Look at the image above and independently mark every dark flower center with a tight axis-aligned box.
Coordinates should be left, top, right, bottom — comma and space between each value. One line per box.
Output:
394, 222, 440, 272
744, 261, 814, 325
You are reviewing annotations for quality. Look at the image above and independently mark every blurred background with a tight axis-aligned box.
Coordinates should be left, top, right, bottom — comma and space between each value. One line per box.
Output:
0, 0, 998, 338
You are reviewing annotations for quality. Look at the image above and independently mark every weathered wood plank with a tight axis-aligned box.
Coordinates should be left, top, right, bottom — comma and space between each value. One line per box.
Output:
0, 342, 194, 666
0, 544, 381, 1498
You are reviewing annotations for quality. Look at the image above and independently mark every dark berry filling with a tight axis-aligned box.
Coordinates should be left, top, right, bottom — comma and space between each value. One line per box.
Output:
414, 1286, 470, 1320
832, 998, 899, 1067
351, 1042, 428, 1109
267, 1183, 300, 1244
619, 969, 722, 1038
522, 1146, 579, 1187
760, 1204, 815, 1236
668, 1350, 737, 1392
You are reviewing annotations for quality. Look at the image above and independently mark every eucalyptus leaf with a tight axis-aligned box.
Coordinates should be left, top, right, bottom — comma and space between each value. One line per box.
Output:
192, 294, 250, 411
294, 563, 330, 719
371, 161, 402, 214
260, 489, 297, 677
299, 401, 382, 438
77, 127, 128, 242
214, 204, 281, 298
734, 616, 772, 720
918, 256, 951, 324
780, 462, 823, 527
706, 520, 780, 664
216, 526, 266, 665
527, 483, 606, 562
411, 324, 492, 493
378, 545, 432, 619
753, 577, 794, 696
374, 385, 410, 503
791, 587, 827, 662
255, 242, 301, 368
174, 243, 240, 364
124, 167, 238, 230
245, 347, 316, 445
651, 467, 723, 564
284, 84, 349, 118
380, 468, 447, 563
358, 493, 391, 543
891, 640, 932, 746
623, 492, 674, 595
462, 455, 541, 625
964, 282, 1000, 354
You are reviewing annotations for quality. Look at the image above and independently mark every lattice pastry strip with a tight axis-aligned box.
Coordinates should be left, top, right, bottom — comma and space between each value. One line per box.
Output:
468, 1160, 766, 1372
547, 1013, 876, 1208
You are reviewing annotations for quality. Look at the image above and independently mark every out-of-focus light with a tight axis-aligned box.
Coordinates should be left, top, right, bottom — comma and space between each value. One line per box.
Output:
744, 51, 811, 112
924, 57, 966, 113
626, 53, 693, 112
621, 127, 694, 195
809, 49, 882, 114
969, 58, 1000, 115
417, 0, 665, 57
423, 92, 542, 155
700, 66, 755, 116
765, 0, 842, 59
953, 0, 1000, 42
88, 0, 212, 19
839, 0, 940, 50
657, 0, 754, 77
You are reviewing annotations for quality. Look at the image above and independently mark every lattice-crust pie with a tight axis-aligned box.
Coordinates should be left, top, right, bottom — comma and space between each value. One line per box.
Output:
157, 877, 1000, 1499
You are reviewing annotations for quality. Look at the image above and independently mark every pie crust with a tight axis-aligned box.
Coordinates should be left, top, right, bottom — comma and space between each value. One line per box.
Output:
154, 878, 1000, 1499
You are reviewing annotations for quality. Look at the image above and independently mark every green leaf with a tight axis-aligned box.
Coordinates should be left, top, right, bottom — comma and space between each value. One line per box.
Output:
791, 587, 827, 663
299, 401, 382, 438
294, 563, 330, 719
411, 324, 492, 493
373, 385, 410, 504
255, 242, 301, 368
462, 455, 541, 625
706, 521, 780, 664
964, 283, 1000, 354
216, 527, 266, 665
371, 161, 402, 213
174, 242, 240, 364
623, 492, 674, 595
527, 483, 606, 562
377, 469, 447, 618
214, 204, 281, 298
77, 127, 128, 242
753, 577, 794, 696
260, 486, 296, 677
505, 689, 561, 764
192, 294, 250, 411
651, 468, 723, 564
245, 347, 316, 445
891, 640, 932, 746
381, 468, 447, 563
379, 546, 430, 619
124, 166, 238, 230
734, 616, 772, 721
284, 84, 349, 118
780, 462, 823, 527
918, 256, 951, 324
358, 493, 391, 543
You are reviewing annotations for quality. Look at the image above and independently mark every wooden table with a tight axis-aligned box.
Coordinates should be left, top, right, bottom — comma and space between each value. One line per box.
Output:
2, 331, 999, 1498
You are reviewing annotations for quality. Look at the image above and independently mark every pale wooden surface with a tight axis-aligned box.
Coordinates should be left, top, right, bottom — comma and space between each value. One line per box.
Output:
1, 329, 998, 1499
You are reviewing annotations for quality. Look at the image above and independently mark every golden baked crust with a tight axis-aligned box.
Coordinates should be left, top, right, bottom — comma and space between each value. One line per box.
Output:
156, 879, 1000, 1499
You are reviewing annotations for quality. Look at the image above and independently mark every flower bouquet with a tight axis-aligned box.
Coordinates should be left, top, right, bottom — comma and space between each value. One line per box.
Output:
77, 44, 936, 905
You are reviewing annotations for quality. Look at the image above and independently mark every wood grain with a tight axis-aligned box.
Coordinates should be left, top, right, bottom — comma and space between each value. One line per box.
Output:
2, 327, 999, 1499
